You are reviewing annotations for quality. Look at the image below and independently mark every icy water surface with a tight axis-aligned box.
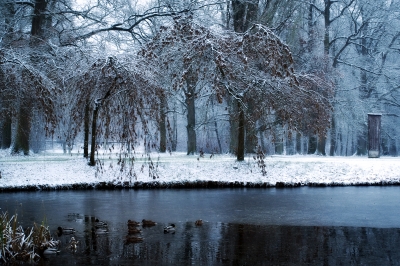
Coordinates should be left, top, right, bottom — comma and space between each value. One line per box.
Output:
1, 187, 400, 265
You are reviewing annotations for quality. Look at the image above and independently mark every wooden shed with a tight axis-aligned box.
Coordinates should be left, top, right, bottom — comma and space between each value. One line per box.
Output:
368, 113, 381, 158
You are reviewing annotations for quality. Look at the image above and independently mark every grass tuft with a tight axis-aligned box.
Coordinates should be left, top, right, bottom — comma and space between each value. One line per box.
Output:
0, 211, 59, 263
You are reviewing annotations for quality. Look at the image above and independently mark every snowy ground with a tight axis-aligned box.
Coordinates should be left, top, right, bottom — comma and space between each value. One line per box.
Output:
1, 149, 400, 190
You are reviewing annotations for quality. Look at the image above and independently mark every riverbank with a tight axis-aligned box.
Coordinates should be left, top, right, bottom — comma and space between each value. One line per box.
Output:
1, 150, 400, 191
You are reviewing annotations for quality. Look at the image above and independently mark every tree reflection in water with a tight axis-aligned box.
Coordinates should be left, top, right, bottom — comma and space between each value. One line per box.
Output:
42, 221, 400, 265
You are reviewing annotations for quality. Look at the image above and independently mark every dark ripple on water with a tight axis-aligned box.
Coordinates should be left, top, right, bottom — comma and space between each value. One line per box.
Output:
31, 221, 400, 265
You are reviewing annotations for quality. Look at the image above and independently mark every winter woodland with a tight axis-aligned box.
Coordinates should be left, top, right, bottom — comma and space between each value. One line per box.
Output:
1, 0, 400, 167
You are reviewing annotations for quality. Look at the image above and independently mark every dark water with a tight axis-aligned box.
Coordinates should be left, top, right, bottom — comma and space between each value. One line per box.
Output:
1, 187, 400, 265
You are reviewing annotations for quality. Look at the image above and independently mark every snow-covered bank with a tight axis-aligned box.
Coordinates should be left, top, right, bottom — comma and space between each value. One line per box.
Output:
1, 150, 400, 190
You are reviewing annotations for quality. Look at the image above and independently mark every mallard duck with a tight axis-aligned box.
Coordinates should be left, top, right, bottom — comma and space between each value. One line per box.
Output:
125, 235, 144, 244
68, 237, 79, 250
163, 224, 175, 233
95, 218, 108, 228
128, 227, 141, 234
92, 227, 108, 235
142, 219, 157, 227
43, 248, 60, 255
57, 227, 75, 236
127, 220, 140, 226
40, 239, 60, 252
195, 219, 203, 226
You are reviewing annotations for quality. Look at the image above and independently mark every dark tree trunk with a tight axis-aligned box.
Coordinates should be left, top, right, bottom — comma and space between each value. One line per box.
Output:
2, 1, 15, 46
287, 134, 294, 155
15, 0, 50, 156
259, 130, 266, 153
389, 140, 397, 156
323, 1, 332, 55
368, 114, 381, 158
185, 66, 197, 155
231, 0, 259, 159
13, 104, 31, 155
237, 101, 245, 161
245, 99, 257, 154
31, 0, 48, 38
329, 118, 336, 156
232, 0, 246, 32
316, 0, 332, 155
83, 102, 90, 158
307, 0, 315, 51
229, 96, 238, 154
186, 90, 196, 155
88, 88, 112, 165
0, 2, 15, 149
308, 135, 317, 154
275, 141, 284, 155
211, 97, 222, 153
357, 22, 370, 156
232, 0, 258, 33
171, 105, 177, 152
296, 132, 302, 154
356, 126, 367, 156
89, 103, 99, 166
159, 95, 167, 153
1, 116, 12, 149
317, 136, 326, 155
381, 137, 388, 156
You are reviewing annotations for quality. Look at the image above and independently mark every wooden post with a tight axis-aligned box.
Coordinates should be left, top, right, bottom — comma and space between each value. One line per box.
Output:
368, 113, 381, 158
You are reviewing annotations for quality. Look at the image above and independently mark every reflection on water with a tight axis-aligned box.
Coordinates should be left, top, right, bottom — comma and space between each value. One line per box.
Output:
1, 188, 400, 264
38, 221, 400, 265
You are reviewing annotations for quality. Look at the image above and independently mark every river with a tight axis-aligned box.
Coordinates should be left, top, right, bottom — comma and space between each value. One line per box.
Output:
1, 187, 400, 265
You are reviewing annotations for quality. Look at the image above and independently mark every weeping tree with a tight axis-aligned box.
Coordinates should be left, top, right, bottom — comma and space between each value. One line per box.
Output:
73, 56, 163, 166
142, 17, 220, 155
0, 58, 14, 150
143, 17, 333, 160
0, 51, 56, 154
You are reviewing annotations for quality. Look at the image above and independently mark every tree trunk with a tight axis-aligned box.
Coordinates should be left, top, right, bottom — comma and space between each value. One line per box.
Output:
229, 96, 238, 154
232, 0, 259, 33
357, 21, 370, 156
356, 124, 367, 156
237, 100, 245, 161
323, 1, 332, 55
317, 0, 331, 155
317, 136, 326, 155
287, 134, 294, 155
83, 102, 90, 158
171, 104, 177, 152
389, 139, 397, 156
296, 132, 302, 154
15, 0, 49, 156
245, 99, 257, 154
307, 0, 316, 51
317, 0, 336, 155
308, 135, 317, 154
211, 97, 222, 153
329, 117, 336, 156
159, 95, 167, 153
1, 116, 12, 149
231, 0, 259, 158
275, 141, 284, 155
89, 103, 99, 166
31, 0, 48, 38
368, 114, 381, 158
232, 0, 247, 32
13, 104, 31, 155
186, 77, 197, 155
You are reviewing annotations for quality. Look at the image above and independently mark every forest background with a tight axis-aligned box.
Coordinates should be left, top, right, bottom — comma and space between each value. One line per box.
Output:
1, 0, 400, 170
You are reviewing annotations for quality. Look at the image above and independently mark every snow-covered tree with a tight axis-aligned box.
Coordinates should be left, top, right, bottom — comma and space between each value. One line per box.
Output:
143, 17, 333, 160
73, 56, 163, 166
